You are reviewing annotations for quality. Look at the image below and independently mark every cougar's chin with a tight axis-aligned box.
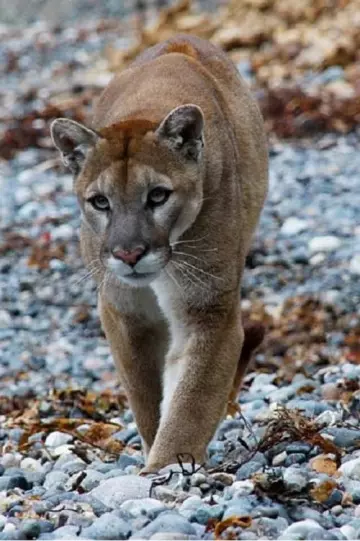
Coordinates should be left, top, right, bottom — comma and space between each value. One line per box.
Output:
115, 270, 161, 288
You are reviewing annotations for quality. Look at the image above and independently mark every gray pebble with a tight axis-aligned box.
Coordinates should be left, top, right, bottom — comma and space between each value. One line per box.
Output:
120, 498, 166, 520
324, 489, 343, 507
289, 507, 334, 529
44, 525, 80, 539
117, 454, 143, 470
102, 469, 127, 480
57, 459, 86, 476
279, 519, 325, 540
208, 441, 225, 455
284, 453, 307, 466
223, 501, 252, 520
131, 512, 197, 539
90, 475, 152, 508
272, 451, 287, 466
45, 432, 72, 448
339, 457, 360, 480
236, 461, 263, 480
37, 521, 55, 534
283, 467, 308, 492
43, 471, 69, 491
88, 462, 117, 474
0, 475, 31, 491
252, 516, 289, 537
80, 470, 105, 492
329, 529, 347, 540
81, 512, 131, 540
286, 443, 312, 454
113, 427, 138, 444
152, 486, 189, 504
252, 506, 280, 518
325, 428, 360, 449
0, 531, 24, 541
8, 429, 25, 443
149, 535, 189, 541
76, 494, 111, 517
287, 399, 332, 416
20, 519, 41, 539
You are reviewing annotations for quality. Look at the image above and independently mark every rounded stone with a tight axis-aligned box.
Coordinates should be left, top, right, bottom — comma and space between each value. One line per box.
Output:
90, 475, 152, 509
44, 431, 73, 448
20, 458, 43, 473
120, 498, 166, 520
81, 513, 131, 540
349, 254, 360, 275
340, 458, 360, 480
43, 471, 69, 491
0, 453, 22, 469
131, 512, 197, 539
20, 520, 41, 539
309, 235, 341, 253
281, 217, 309, 236
280, 519, 325, 539
236, 461, 263, 480
284, 453, 307, 467
80, 470, 105, 492
283, 467, 308, 492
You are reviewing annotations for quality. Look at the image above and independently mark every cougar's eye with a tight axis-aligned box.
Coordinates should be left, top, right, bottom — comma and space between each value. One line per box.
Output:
147, 187, 172, 208
88, 194, 110, 211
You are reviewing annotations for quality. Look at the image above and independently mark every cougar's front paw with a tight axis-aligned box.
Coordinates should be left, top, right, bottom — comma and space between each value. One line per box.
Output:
139, 465, 161, 477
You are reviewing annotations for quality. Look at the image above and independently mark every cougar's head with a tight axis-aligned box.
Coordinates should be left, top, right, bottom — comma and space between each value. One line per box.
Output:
51, 105, 205, 287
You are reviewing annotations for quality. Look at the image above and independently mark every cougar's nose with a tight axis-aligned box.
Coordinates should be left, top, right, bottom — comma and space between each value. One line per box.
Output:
111, 245, 147, 266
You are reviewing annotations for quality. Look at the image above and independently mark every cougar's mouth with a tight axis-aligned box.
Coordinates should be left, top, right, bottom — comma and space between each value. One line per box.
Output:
106, 246, 172, 287
117, 270, 161, 287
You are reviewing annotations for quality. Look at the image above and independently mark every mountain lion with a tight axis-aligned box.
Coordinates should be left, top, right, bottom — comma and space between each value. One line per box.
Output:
51, 34, 268, 472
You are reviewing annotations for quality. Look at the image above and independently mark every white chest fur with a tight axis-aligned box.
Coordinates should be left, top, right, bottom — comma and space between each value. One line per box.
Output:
151, 275, 188, 420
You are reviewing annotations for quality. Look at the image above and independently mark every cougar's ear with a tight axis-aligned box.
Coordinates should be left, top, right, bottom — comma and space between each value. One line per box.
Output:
156, 104, 204, 161
50, 118, 100, 175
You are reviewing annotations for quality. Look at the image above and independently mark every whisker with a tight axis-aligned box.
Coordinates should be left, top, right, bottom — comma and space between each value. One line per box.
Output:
186, 247, 218, 253
73, 267, 100, 287
197, 196, 216, 205
172, 250, 207, 265
85, 258, 102, 270
86, 261, 101, 271
177, 259, 225, 282
171, 262, 198, 290
165, 267, 183, 295
172, 261, 210, 290
172, 243, 218, 253
171, 234, 209, 246
97, 270, 108, 293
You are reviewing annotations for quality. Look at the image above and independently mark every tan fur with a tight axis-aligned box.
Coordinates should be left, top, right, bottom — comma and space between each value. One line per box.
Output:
51, 34, 268, 472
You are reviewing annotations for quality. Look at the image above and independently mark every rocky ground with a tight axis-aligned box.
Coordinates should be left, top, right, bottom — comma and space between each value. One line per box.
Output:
1, 7, 360, 541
